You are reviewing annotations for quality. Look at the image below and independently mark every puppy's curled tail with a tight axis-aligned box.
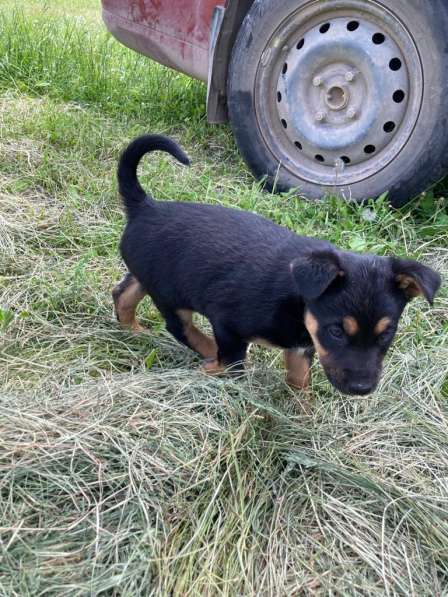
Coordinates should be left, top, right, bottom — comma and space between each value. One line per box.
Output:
117, 134, 190, 216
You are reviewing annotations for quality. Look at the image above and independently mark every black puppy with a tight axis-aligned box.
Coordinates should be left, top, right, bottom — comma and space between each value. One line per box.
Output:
113, 135, 441, 396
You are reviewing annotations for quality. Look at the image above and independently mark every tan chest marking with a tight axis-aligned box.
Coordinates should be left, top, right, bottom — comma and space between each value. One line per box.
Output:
251, 337, 277, 349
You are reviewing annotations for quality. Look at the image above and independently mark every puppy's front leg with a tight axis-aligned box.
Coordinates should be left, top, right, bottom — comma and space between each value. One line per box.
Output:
203, 325, 248, 375
284, 348, 314, 390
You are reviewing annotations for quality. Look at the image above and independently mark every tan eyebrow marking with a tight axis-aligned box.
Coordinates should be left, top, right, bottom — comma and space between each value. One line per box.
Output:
374, 317, 391, 335
343, 316, 359, 336
304, 311, 328, 358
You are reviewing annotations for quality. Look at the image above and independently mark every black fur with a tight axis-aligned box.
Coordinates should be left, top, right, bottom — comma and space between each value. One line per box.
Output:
116, 134, 442, 395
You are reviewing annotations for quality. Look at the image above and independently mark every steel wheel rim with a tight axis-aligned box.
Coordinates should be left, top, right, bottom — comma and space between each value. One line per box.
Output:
254, 0, 423, 188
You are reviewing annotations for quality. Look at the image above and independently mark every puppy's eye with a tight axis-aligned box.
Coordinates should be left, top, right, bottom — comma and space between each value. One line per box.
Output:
378, 328, 395, 345
328, 325, 345, 340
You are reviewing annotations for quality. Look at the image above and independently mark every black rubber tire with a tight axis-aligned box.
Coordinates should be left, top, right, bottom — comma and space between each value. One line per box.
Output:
227, 0, 448, 207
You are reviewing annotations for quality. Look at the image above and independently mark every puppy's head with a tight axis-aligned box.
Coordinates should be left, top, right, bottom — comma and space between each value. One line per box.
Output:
291, 250, 441, 396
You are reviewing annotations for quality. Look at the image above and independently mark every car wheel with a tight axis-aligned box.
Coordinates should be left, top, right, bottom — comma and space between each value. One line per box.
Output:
227, 0, 448, 206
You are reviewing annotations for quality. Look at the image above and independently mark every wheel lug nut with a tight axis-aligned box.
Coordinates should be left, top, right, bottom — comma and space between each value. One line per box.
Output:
315, 111, 326, 122
313, 76, 322, 87
345, 71, 356, 82
347, 108, 357, 119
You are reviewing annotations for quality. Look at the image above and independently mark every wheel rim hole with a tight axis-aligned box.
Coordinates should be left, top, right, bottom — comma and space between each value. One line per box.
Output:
315, 154, 325, 162
347, 21, 359, 31
295, 141, 303, 150
296, 38, 305, 50
281, 119, 288, 129
393, 89, 405, 103
319, 23, 330, 34
340, 156, 351, 164
372, 32, 385, 44
389, 58, 402, 71
364, 145, 376, 154
383, 121, 396, 133
282, 63, 288, 75
277, 91, 282, 102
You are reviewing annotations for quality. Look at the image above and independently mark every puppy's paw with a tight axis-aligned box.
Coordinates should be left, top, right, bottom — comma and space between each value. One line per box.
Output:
286, 373, 311, 390
130, 322, 147, 335
115, 318, 147, 335
201, 358, 225, 376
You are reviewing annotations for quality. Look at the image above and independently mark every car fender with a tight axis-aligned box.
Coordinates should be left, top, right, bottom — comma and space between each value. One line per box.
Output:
207, 0, 255, 123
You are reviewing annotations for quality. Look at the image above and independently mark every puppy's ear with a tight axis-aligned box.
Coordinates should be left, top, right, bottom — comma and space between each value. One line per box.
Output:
391, 258, 441, 305
290, 250, 344, 300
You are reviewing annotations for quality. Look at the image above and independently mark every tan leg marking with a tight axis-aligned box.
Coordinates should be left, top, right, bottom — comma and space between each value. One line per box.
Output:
177, 309, 218, 359
112, 275, 146, 333
284, 350, 312, 389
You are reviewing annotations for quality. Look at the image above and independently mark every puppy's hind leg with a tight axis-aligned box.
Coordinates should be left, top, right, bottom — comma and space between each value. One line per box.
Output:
162, 309, 218, 361
112, 272, 147, 333
176, 310, 218, 359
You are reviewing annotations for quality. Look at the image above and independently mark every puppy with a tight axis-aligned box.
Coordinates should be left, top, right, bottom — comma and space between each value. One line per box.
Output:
113, 135, 441, 396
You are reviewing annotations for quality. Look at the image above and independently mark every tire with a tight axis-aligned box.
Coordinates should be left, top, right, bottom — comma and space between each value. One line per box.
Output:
227, 0, 448, 207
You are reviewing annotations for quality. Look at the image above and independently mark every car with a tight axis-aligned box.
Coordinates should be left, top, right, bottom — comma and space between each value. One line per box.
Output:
102, 0, 448, 207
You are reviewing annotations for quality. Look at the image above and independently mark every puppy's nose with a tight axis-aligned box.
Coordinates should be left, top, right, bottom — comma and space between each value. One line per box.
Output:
347, 381, 374, 396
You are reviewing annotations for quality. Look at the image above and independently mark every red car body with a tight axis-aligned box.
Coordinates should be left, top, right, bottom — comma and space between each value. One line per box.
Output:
102, 0, 225, 82
101, 1, 448, 206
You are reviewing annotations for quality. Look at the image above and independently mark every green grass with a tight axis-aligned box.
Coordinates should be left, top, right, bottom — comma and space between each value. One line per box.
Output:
0, 3, 447, 595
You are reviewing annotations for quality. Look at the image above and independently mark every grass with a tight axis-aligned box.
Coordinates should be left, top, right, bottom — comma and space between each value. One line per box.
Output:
0, 3, 447, 595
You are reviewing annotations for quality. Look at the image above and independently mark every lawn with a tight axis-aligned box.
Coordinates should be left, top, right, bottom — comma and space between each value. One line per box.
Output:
0, 2, 447, 595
